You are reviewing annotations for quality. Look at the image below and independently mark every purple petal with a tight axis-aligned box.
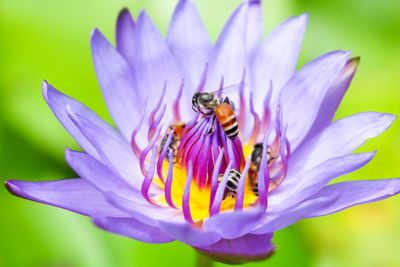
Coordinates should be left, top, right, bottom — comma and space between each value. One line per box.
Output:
254, 178, 400, 235
92, 216, 174, 243
65, 149, 145, 204
5, 179, 126, 217
268, 152, 376, 212
289, 112, 396, 174
42, 81, 111, 160
245, 0, 264, 58
303, 178, 400, 218
281, 50, 351, 149
134, 11, 184, 120
250, 14, 308, 116
207, 3, 248, 91
116, 8, 136, 65
158, 219, 221, 247
202, 208, 263, 239
105, 192, 179, 227
66, 106, 143, 190
251, 193, 334, 234
195, 233, 275, 265
91, 28, 144, 141
305, 57, 360, 139
166, 0, 212, 89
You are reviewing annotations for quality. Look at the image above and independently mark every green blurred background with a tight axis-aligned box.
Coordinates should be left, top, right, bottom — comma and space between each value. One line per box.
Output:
1, 0, 400, 266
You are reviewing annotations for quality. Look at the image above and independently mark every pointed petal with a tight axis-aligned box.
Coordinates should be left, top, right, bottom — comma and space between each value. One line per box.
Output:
65, 149, 144, 204
305, 57, 360, 139
167, 0, 211, 89
202, 208, 263, 239
66, 151, 177, 229
195, 233, 275, 265
304, 178, 400, 218
116, 8, 136, 65
92, 216, 174, 243
91, 28, 143, 140
269, 152, 376, 212
281, 50, 351, 149
5, 179, 126, 217
253, 178, 400, 235
158, 219, 221, 247
42, 81, 110, 160
207, 3, 248, 90
134, 11, 185, 120
245, 0, 264, 58
66, 106, 143, 190
290, 112, 396, 174
251, 14, 308, 115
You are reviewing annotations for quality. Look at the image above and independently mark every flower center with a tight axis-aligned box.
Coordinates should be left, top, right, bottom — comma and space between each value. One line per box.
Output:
130, 78, 290, 223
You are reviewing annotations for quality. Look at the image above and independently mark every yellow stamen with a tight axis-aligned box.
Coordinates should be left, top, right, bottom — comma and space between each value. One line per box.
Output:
153, 142, 258, 222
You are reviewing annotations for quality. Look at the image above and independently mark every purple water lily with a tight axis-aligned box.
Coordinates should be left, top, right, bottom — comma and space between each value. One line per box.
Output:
6, 0, 400, 264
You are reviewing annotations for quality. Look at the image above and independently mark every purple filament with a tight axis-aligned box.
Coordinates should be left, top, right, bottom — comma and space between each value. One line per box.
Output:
182, 160, 194, 223
156, 130, 174, 183
187, 121, 211, 186
177, 118, 206, 163
179, 119, 208, 170
257, 131, 270, 210
131, 100, 148, 157
141, 146, 158, 204
149, 81, 166, 127
209, 150, 225, 211
140, 126, 162, 176
270, 126, 290, 190
235, 154, 252, 211
249, 92, 261, 142
210, 160, 234, 216
148, 104, 166, 141
178, 116, 244, 188
165, 150, 176, 208
131, 67, 290, 221
172, 79, 184, 122
195, 124, 212, 187
233, 138, 246, 167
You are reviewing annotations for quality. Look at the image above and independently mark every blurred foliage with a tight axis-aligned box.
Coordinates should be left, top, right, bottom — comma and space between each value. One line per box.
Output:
0, 0, 399, 266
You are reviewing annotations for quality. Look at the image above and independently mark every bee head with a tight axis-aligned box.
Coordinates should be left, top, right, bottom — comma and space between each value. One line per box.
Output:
192, 92, 201, 109
192, 92, 216, 113
198, 93, 214, 104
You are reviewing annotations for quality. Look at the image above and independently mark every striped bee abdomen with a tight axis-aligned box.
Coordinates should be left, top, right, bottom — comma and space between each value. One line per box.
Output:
218, 168, 241, 199
215, 103, 238, 140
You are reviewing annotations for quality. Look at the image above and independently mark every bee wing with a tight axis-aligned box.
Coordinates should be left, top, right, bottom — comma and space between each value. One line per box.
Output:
210, 82, 247, 100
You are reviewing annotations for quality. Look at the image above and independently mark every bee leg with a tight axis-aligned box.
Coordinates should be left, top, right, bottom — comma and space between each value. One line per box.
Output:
205, 115, 216, 135
223, 97, 230, 105
223, 97, 235, 110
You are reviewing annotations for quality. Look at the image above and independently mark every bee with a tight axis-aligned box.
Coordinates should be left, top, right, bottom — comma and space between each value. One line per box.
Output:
248, 143, 277, 196
218, 168, 241, 199
159, 122, 186, 159
192, 89, 239, 140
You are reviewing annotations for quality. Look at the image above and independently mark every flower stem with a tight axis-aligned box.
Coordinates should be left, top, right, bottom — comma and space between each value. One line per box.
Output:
196, 253, 214, 267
